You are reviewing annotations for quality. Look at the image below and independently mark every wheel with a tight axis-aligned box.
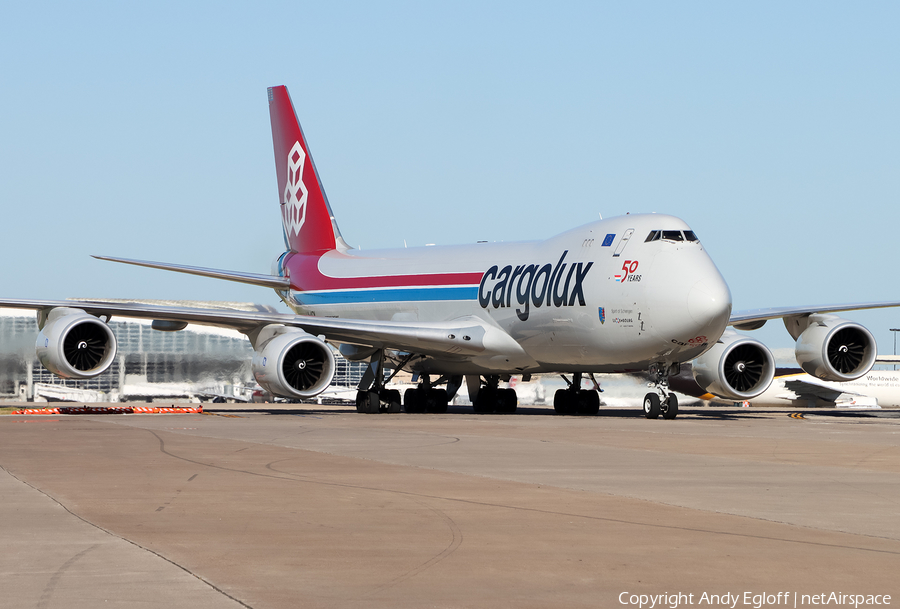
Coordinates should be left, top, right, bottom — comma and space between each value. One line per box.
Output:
498, 388, 517, 414
404, 388, 425, 413
576, 390, 600, 415
382, 389, 402, 413
473, 387, 496, 413
554, 389, 575, 415
357, 390, 379, 414
643, 393, 661, 419
426, 388, 449, 413
662, 394, 678, 419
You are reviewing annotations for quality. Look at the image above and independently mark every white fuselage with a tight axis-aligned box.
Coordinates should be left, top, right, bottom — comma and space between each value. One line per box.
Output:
280, 214, 733, 375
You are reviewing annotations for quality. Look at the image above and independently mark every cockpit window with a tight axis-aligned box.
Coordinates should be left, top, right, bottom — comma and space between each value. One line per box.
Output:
645, 230, 700, 243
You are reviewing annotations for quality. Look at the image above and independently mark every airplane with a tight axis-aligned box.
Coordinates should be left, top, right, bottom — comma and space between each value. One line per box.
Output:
2, 84, 899, 419
668, 358, 900, 409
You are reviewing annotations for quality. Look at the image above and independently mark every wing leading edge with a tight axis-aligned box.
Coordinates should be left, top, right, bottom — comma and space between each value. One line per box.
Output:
730, 301, 900, 329
0, 298, 529, 362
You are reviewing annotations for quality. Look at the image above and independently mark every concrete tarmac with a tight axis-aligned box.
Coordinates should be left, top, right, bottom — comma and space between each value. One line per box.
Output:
2, 403, 899, 608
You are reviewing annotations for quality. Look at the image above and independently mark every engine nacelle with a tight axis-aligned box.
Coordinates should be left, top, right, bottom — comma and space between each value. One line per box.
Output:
691, 330, 775, 400
795, 315, 876, 382
36, 308, 118, 379
251, 325, 336, 399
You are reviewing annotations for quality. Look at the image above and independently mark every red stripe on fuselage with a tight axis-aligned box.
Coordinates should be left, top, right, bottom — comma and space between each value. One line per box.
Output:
284, 252, 482, 292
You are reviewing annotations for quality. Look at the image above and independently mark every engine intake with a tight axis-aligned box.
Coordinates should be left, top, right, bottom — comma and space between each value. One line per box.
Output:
251, 325, 336, 399
36, 308, 118, 379
794, 315, 876, 382
691, 330, 775, 400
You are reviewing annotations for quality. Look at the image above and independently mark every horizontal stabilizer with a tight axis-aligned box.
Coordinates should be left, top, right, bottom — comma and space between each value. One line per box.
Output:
92, 255, 290, 290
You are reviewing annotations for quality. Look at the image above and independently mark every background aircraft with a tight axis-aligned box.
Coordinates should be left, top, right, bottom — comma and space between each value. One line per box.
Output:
668, 357, 900, 409
2, 86, 898, 419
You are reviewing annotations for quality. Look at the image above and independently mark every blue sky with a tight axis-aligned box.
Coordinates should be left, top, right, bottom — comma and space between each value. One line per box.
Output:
1, 2, 899, 360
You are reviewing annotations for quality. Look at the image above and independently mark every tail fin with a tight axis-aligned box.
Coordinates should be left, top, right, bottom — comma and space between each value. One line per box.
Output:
267, 86, 348, 254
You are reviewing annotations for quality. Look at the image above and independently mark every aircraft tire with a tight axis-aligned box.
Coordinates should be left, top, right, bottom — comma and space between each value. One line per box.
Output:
383, 389, 402, 413
404, 388, 425, 413
554, 389, 575, 415
643, 393, 661, 419
359, 390, 380, 414
426, 388, 449, 413
576, 390, 600, 415
662, 394, 678, 420
473, 388, 496, 414
498, 388, 517, 414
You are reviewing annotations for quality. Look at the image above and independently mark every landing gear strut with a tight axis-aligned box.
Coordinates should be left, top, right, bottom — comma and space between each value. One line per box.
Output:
355, 350, 402, 414
553, 372, 600, 415
643, 363, 679, 420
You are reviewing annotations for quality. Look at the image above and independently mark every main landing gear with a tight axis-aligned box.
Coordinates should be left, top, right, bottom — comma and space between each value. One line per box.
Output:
403, 374, 451, 413
355, 388, 401, 414
353, 347, 464, 414
553, 372, 600, 415
471, 375, 517, 414
355, 349, 403, 414
643, 363, 679, 420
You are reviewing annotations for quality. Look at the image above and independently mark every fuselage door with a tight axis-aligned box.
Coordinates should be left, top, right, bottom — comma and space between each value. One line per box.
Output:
612, 229, 634, 258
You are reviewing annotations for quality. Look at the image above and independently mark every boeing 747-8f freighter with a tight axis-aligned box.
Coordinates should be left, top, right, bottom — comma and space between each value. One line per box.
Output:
3, 85, 898, 419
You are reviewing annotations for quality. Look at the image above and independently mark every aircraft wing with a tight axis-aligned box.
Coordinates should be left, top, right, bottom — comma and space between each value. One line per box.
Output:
0, 298, 514, 359
730, 301, 900, 328
780, 377, 853, 402
778, 375, 880, 407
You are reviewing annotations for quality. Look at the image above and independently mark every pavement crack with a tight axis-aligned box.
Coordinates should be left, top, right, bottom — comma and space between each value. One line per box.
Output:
147, 429, 900, 559
0, 464, 255, 609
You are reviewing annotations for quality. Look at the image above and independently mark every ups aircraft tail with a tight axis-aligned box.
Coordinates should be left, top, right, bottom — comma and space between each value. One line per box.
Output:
268, 85, 348, 255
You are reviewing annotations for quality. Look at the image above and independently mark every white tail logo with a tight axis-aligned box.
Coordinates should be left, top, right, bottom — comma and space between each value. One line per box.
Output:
282, 141, 308, 236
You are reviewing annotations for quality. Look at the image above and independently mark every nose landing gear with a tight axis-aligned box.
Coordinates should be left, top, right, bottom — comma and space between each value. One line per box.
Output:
643, 362, 679, 419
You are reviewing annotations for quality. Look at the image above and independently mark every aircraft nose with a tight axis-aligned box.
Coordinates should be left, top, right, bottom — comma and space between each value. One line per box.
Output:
645, 250, 732, 346
688, 275, 732, 332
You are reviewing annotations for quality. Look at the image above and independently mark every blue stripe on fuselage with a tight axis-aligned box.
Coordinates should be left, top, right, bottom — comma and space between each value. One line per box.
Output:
293, 286, 479, 305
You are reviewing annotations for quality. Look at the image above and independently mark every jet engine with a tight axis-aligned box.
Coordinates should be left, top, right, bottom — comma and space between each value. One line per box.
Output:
251, 325, 336, 399
793, 315, 876, 382
36, 308, 118, 379
691, 330, 775, 400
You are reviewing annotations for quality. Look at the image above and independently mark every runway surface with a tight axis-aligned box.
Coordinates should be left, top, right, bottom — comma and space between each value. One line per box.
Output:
2, 403, 899, 608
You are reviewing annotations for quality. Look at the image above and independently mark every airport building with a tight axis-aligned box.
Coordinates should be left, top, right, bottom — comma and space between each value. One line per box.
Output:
0, 307, 366, 403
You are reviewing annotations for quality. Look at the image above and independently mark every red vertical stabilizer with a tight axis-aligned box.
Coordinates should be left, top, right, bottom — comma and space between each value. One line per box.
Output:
268, 86, 340, 254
